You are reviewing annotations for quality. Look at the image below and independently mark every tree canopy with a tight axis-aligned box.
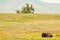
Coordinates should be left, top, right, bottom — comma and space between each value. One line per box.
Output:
21, 4, 35, 13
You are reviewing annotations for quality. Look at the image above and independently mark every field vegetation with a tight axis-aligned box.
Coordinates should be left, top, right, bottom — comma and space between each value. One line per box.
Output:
0, 13, 60, 40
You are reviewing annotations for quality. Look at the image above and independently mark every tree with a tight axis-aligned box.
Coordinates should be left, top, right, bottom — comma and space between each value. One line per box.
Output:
26, 4, 30, 13
30, 4, 35, 13
21, 4, 35, 13
21, 7, 27, 13
15, 10, 20, 13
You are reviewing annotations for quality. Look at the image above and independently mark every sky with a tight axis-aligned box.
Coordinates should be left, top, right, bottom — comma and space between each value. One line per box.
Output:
41, 0, 60, 3
0, 0, 60, 13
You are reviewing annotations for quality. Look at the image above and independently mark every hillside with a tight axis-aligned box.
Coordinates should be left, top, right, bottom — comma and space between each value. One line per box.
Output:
0, 14, 60, 21
0, 13, 60, 40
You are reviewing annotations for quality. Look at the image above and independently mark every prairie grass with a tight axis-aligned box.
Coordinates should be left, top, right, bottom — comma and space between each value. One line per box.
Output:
0, 13, 60, 40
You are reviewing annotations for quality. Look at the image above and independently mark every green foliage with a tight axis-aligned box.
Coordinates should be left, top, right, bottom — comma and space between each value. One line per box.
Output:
30, 4, 35, 13
15, 10, 20, 13
26, 4, 30, 13
21, 7, 27, 13
21, 4, 35, 13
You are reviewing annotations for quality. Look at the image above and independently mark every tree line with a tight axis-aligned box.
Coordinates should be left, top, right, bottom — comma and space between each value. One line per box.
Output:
16, 4, 35, 14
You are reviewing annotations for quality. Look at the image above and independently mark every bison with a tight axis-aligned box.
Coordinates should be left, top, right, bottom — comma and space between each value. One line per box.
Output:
41, 32, 53, 38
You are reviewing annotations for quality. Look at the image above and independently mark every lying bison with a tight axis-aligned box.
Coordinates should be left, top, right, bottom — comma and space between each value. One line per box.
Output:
41, 32, 53, 38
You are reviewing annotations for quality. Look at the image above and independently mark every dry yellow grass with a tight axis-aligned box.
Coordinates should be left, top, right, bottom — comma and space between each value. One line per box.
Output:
0, 13, 60, 40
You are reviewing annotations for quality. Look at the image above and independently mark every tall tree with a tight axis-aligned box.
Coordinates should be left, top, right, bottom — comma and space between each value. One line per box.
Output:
21, 3, 35, 13
26, 4, 30, 13
30, 4, 34, 13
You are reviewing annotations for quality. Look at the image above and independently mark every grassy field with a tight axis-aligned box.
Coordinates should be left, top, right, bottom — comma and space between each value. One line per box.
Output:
0, 13, 60, 40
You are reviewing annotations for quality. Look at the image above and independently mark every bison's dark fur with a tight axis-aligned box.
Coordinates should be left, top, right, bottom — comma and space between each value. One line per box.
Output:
41, 32, 53, 38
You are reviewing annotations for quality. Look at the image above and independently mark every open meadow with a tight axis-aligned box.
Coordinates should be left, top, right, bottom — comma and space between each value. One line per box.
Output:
0, 13, 60, 40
